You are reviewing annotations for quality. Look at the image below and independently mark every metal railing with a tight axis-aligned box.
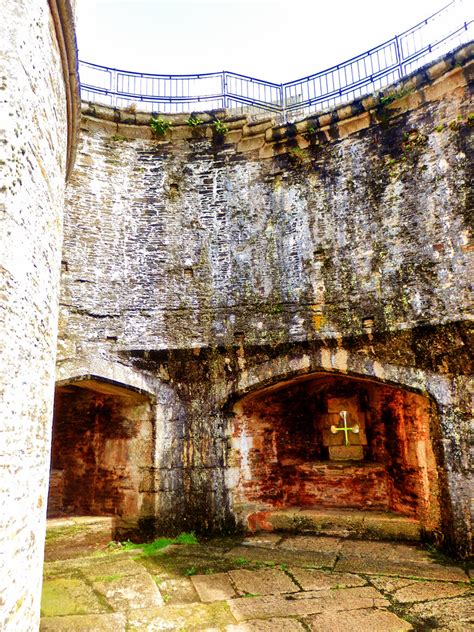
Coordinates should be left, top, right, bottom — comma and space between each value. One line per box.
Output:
79, 0, 472, 122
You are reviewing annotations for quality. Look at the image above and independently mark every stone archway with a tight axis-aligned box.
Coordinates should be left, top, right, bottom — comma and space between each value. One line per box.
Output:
228, 372, 442, 539
47, 375, 155, 532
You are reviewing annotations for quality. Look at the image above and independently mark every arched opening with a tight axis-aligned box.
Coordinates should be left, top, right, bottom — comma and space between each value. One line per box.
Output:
47, 376, 154, 530
229, 372, 441, 538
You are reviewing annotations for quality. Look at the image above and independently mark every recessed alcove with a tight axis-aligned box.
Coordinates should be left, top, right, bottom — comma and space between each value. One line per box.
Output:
230, 373, 441, 537
47, 377, 154, 528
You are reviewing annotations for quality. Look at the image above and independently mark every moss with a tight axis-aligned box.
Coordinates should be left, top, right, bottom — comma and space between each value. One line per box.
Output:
40, 578, 106, 617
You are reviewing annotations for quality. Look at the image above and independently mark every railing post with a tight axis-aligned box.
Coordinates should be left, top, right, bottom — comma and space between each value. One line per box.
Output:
281, 84, 286, 123
110, 68, 118, 108
394, 34, 404, 80
222, 72, 227, 109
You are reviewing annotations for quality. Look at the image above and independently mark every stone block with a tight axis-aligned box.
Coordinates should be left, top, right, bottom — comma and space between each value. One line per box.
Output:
226, 545, 338, 570
426, 60, 452, 82
328, 445, 364, 460
228, 568, 299, 596
126, 601, 236, 630
92, 573, 164, 610
40, 613, 127, 632
226, 129, 243, 144
287, 567, 366, 591
337, 112, 370, 138
242, 120, 274, 137
335, 555, 469, 582
191, 573, 236, 602
159, 578, 199, 605
170, 126, 193, 141
258, 144, 276, 159
115, 123, 153, 141
278, 536, 342, 553
40, 578, 109, 617
237, 135, 265, 153
406, 596, 474, 630
307, 608, 412, 632
228, 593, 324, 620
390, 580, 471, 604
227, 618, 307, 631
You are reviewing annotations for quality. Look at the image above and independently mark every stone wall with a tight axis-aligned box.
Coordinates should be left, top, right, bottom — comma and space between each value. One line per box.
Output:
48, 380, 154, 528
0, 1, 78, 629
60, 46, 473, 556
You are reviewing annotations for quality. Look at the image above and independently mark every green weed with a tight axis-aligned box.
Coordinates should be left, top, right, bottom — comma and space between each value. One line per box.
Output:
150, 117, 172, 136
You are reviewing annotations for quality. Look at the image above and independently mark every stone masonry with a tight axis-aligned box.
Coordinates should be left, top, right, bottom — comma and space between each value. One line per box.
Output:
59, 46, 473, 556
0, 1, 79, 630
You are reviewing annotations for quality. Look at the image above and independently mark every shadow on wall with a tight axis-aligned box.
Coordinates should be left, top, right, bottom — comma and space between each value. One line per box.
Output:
47, 377, 155, 534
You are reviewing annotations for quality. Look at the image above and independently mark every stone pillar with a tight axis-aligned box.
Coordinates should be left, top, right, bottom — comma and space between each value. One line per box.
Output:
0, 1, 78, 629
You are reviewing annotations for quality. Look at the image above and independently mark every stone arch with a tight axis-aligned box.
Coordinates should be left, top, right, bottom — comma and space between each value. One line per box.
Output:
47, 372, 156, 535
224, 348, 451, 543
223, 348, 452, 407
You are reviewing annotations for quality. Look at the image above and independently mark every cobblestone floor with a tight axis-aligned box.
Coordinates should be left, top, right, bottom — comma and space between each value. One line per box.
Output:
41, 530, 472, 631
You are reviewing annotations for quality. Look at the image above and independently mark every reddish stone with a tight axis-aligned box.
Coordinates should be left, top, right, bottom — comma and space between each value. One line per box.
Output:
232, 374, 441, 536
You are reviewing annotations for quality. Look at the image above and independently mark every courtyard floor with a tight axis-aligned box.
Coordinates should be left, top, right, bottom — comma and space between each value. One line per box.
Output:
41, 519, 472, 631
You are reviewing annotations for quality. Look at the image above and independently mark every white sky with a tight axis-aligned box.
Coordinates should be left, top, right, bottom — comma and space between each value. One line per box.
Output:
76, 0, 466, 83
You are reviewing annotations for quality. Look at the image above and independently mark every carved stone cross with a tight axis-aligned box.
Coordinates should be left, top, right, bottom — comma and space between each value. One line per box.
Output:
330, 410, 360, 447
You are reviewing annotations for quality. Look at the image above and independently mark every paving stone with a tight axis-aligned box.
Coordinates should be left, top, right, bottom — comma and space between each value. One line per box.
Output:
391, 580, 471, 603
339, 540, 428, 562
228, 594, 324, 621
405, 595, 474, 630
335, 555, 469, 582
44, 553, 144, 579
93, 572, 163, 610
40, 613, 127, 632
127, 601, 236, 631
290, 586, 389, 608
226, 545, 337, 569
229, 568, 299, 596
159, 577, 200, 604
287, 567, 366, 591
227, 618, 307, 631
192, 572, 237, 602
279, 536, 342, 553
81, 558, 148, 580
40, 578, 109, 617
242, 534, 283, 548
228, 586, 388, 621
307, 607, 413, 631
369, 576, 419, 592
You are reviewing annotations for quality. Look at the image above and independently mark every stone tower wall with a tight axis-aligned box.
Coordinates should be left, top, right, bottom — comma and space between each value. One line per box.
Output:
0, 1, 78, 629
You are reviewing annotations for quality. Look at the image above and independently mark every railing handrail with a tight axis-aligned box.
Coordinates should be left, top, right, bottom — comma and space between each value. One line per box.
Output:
79, 0, 472, 121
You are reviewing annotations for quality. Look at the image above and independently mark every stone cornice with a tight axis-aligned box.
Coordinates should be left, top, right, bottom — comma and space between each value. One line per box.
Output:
48, 0, 81, 179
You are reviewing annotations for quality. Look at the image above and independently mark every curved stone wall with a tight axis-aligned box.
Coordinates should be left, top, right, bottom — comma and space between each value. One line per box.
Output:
60, 46, 473, 556
0, 1, 78, 629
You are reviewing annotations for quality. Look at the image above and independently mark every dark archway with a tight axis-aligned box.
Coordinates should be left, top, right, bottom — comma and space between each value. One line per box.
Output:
47, 376, 154, 529
230, 372, 441, 537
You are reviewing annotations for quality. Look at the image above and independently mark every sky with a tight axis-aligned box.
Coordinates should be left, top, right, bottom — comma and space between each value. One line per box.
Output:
76, 0, 467, 83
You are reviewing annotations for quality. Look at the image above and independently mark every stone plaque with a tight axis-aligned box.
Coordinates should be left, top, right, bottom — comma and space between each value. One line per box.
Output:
321, 396, 367, 461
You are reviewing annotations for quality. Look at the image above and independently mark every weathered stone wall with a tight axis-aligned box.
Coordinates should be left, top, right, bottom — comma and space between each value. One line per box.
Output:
60, 47, 473, 556
0, 1, 78, 629
48, 381, 154, 526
